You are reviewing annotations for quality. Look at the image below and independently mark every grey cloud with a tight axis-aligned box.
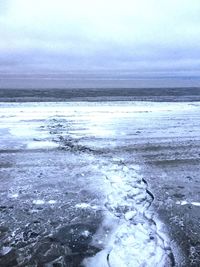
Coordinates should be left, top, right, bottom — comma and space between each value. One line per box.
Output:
0, 0, 200, 75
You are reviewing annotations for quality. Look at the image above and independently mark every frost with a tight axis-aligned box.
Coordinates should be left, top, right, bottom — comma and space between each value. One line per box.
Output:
48, 200, 57, 204
81, 230, 91, 237
0, 247, 12, 257
75, 203, 98, 210
124, 210, 137, 220
8, 193, 19, 198
27, 141, 58, 149
191, 202, 200, 206
33, 200, 45, 205
176, 200, 200, 206
84, 159, 173, 267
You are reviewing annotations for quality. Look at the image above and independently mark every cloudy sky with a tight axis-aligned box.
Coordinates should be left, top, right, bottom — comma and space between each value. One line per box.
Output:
0, 0, 200, 76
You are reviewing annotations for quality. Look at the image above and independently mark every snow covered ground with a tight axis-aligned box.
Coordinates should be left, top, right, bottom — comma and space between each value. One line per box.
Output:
0, 101, 200, 266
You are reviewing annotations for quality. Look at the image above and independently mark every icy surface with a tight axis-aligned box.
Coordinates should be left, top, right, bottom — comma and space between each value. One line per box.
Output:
84, 159, 172, 267
176, 200, 200, 206
27, 141, 59, 149
1, 101, 200, 266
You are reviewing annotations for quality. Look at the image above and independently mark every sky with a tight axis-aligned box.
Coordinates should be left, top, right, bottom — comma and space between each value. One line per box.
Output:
0, 0, 200, 76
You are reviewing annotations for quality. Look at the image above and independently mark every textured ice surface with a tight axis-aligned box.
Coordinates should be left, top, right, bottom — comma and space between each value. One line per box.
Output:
84, 159, 173, 267
1, 101, 199, 266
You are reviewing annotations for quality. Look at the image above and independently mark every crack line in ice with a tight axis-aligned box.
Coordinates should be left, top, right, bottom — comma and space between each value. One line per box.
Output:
86, 159, 175, 267
45, 116, 175, 266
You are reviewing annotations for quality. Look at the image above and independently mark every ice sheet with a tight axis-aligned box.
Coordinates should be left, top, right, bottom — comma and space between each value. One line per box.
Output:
1, 101, 200, 266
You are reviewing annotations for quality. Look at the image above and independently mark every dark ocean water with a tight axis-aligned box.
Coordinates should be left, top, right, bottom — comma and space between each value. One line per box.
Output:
0, 87, 200, 102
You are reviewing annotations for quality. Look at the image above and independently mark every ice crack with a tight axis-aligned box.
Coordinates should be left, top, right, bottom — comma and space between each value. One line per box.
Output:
46, 118, 175, 266
103, 159, 174, 267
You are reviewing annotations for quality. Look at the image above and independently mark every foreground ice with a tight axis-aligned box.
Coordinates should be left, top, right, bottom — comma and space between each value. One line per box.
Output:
83, 159, 173, 267
1, 101, 199, 266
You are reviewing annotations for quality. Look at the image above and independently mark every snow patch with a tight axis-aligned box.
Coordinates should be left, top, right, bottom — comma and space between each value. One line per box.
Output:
33, 199, 57, 205
75, 203, 99, 210
8, 193, 19, 198
48, 200, 57, 204
191, 202, 200, 206
176, 200, 200, 206
124, 210, 137, 220
33, 200, 45, 205
0, 246, 12, 256
81, 230, 91, 237
27, 141, 58, 149
84, 250, 109, 267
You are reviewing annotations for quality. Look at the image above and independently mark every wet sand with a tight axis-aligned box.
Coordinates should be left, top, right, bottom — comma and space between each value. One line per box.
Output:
0, 101, 200, 266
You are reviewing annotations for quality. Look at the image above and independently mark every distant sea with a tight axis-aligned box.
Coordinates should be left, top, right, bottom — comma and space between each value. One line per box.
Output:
0, 72, 200, 102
